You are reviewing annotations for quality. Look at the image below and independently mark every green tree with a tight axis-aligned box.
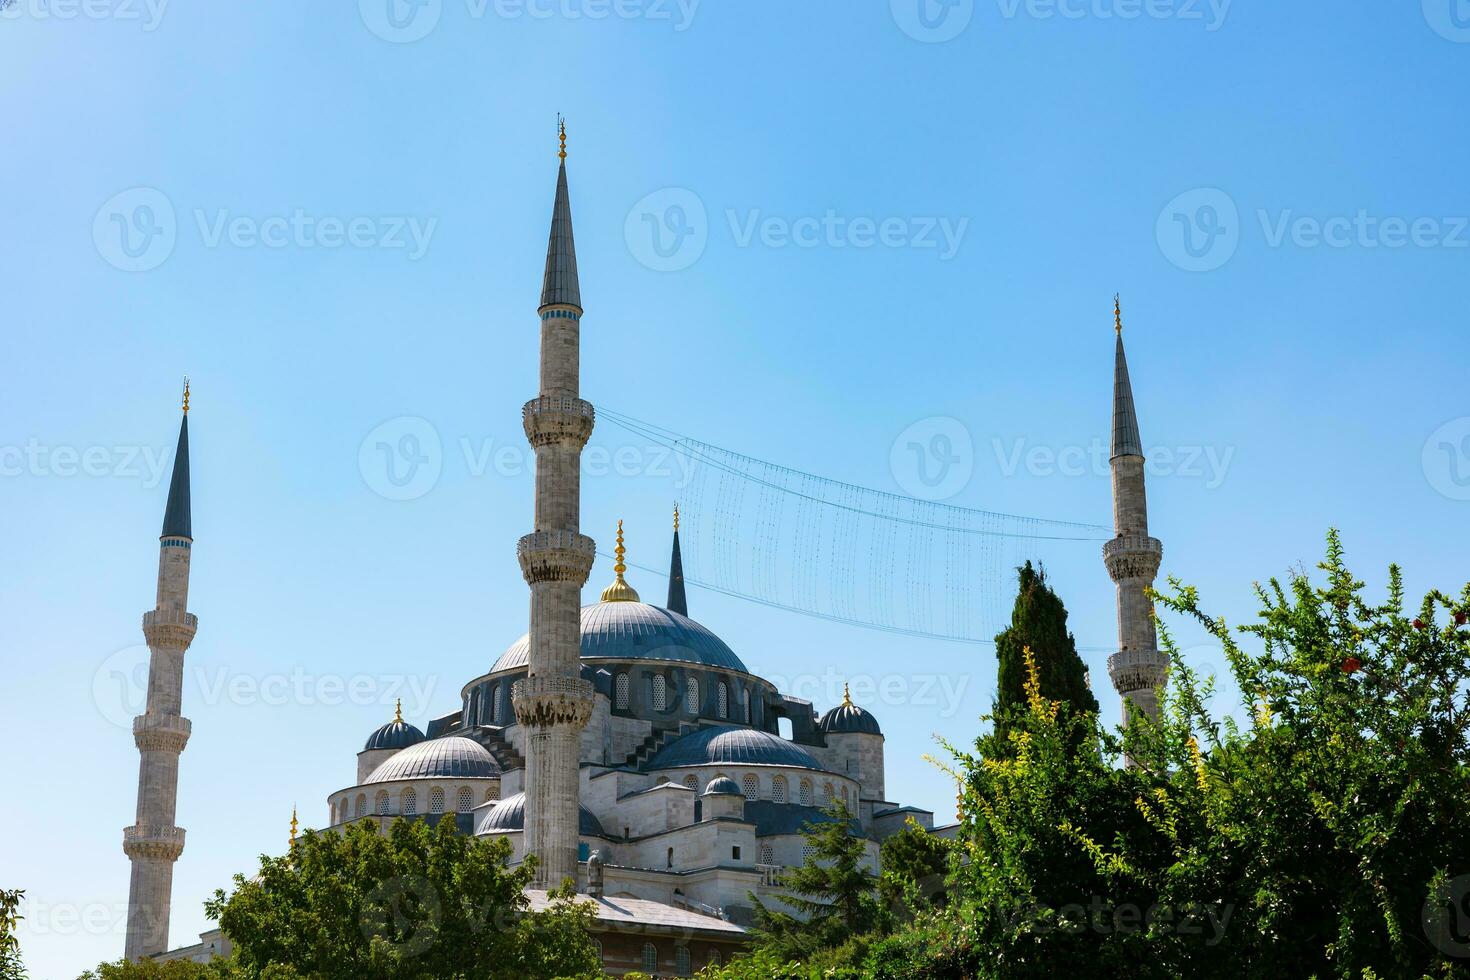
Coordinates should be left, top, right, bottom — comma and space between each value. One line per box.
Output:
750, 801, 887, 963
1, 888, 26, 980
878, 820, 952, 914
993, 561, 1099, 747
203, 815, 599, 980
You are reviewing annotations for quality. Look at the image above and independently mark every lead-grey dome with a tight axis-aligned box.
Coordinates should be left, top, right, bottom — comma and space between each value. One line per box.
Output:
819, 702, 882, 736
363, 719, 426, 752
647, 725, 824, 771
703, 776, 742, 796
491, 602, 748, 674
475, 791, 605, 837
365, 736, 500, 783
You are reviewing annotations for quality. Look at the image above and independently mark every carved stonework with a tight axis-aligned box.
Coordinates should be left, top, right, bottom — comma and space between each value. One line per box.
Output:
122, 825, 186, 862
142, 609, 198, 650
1103, 534, 1162, 583
512, 675, 595, 729
133, 714, 192, 753
517, 531, 596, 585
522, 396, 595, 449
1107, 649, 1170, 693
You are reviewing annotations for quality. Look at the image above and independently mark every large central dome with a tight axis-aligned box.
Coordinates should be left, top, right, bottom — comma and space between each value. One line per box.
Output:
491, 601, 748, 674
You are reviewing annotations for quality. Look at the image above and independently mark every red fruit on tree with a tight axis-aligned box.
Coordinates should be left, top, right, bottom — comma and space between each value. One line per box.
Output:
1456, 611, 1467, 627
1413, 618, 1426, 630
1341, 657, 1361, 674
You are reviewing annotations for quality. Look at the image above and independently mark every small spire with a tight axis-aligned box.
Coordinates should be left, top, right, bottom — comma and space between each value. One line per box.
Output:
1111, 297, 1143, 460
673, 502, 680, 532
161, 389, 192, 539
842, 683, 853, 708
181, 377, 190, 414
667, 506, 688, 616
1114, 294, 1123, 334
600, 520, 641, 603
394, 698, 403, 724
289, 805, 298, 846
557, 114, 567, 161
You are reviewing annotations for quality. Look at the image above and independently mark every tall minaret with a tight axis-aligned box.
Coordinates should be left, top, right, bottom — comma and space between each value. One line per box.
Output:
124, 381, 197, 960
1104, 298, 1168, 734
667, 504, 687, 616
512, 118, 597, 890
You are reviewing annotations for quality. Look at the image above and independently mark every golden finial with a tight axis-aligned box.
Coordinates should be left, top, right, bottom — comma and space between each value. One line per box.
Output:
394, 698, 404, 724
289, 804, 298, 845
842, 683, 854, 708
673, 502, 680, 533
181, 377, 190, 414
1114, 294, 1123, 335
557, 114, 567, 161
600, 519, 641, 602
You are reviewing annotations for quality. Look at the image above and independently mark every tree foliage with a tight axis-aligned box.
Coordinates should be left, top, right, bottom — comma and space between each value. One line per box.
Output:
993, 561, 1099, 748
1, 889, 26, 980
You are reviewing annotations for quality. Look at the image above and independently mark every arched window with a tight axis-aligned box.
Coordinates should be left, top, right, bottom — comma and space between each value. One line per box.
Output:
642, 943, 658, 973
708, 950, 722, 968
742, 688, 751, 724
486, 786, 499, 802
430, 787, 445, 814
401, 788, 417, 815
685, 676, 699, 714
676, 945, 691, 976
652, 674, 668, 711
355, 794, 366, 818
683, 775, 698, 792
799, 780, 813, 806
802, 844, 817, 861
375, 790, 389, 815
772, 776, 788, 803
718, 681, 729, 718
615, 672, 630, 710
758, 843, 775, 865
822, 782, 834, 805
458, 787, 473, 812
468, 689, 480, 725
742, 774, 759, 800
591, 938, 602, 961
489, 684, 500, 723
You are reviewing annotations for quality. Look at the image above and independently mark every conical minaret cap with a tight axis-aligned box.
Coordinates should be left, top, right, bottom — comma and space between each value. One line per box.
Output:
1110, 297, 1143, 460
161, 382, 192, 538
539, 117, 582, 311
666, 503, 688, 616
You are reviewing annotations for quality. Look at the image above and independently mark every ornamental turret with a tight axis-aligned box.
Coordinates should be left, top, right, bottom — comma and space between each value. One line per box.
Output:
511, 118, 598, 889
1103, 298, 1169, 737
124, 381, 197, 960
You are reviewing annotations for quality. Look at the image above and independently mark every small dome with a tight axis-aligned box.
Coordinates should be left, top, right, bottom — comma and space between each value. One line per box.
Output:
703, 776, 742, 796
475, 792, 605, 837
363, 719, 425, 752
647, 725, 824, 771
819, 697, 882, 737
365, 736, 499, 783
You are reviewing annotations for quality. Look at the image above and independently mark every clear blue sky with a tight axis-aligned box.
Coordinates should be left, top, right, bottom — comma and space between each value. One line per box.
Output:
4, 2, 1469, 975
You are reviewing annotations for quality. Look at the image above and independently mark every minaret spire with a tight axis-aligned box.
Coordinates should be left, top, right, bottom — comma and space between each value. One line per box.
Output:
124, 385, 199, 959
1103, 298, 1168, 752
513, 128, 597, 890
666, 504, 688, 616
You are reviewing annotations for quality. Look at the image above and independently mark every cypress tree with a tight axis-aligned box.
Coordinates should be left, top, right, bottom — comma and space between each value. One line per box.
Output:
993, 561, 1099, 746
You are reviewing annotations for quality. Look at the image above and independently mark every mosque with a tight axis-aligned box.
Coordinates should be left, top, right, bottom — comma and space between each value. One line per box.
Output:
122, 123, 1167, 976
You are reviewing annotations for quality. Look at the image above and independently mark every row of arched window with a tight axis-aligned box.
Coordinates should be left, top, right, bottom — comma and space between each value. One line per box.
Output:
334, 785, 498, 823
615, 670, 759, 725
637, 941, 716, 975
466, 682, 509, 726
674, 772, 850, 807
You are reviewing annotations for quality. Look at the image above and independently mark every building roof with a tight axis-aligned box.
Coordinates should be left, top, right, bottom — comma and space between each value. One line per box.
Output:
362, 718, 426, 752
1112, 332, 1143, 459
364, 736, 499, 783
522, 890, 747, 938
818, 700, 882, 736
539, 161, 581, 310
702, 776, 742, 796
475, 791, 606, 837
161, 413, 191, 538
646, 725, 824, 772
492, 602, 748, 674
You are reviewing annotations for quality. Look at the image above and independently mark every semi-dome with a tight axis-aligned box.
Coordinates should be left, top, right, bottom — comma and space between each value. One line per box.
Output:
365, 736, 500, 783
703, 776, 742, 796
647, 725, 824, 771
819, 687, 882, 736
491, 602, 748, 674
363, 701, 426, 751
475, 791, 606, 837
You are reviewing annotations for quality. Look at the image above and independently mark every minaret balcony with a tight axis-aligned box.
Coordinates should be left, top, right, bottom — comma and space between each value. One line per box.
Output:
517, 531, 596, 585
133, 713, 192, 753
1103, 534, 1162, 582
142, 608, 198, 649
122, 824, 186, 861
522, 396, 595, 449
1107, 648, 1170, 694
511, 674, 595, 729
